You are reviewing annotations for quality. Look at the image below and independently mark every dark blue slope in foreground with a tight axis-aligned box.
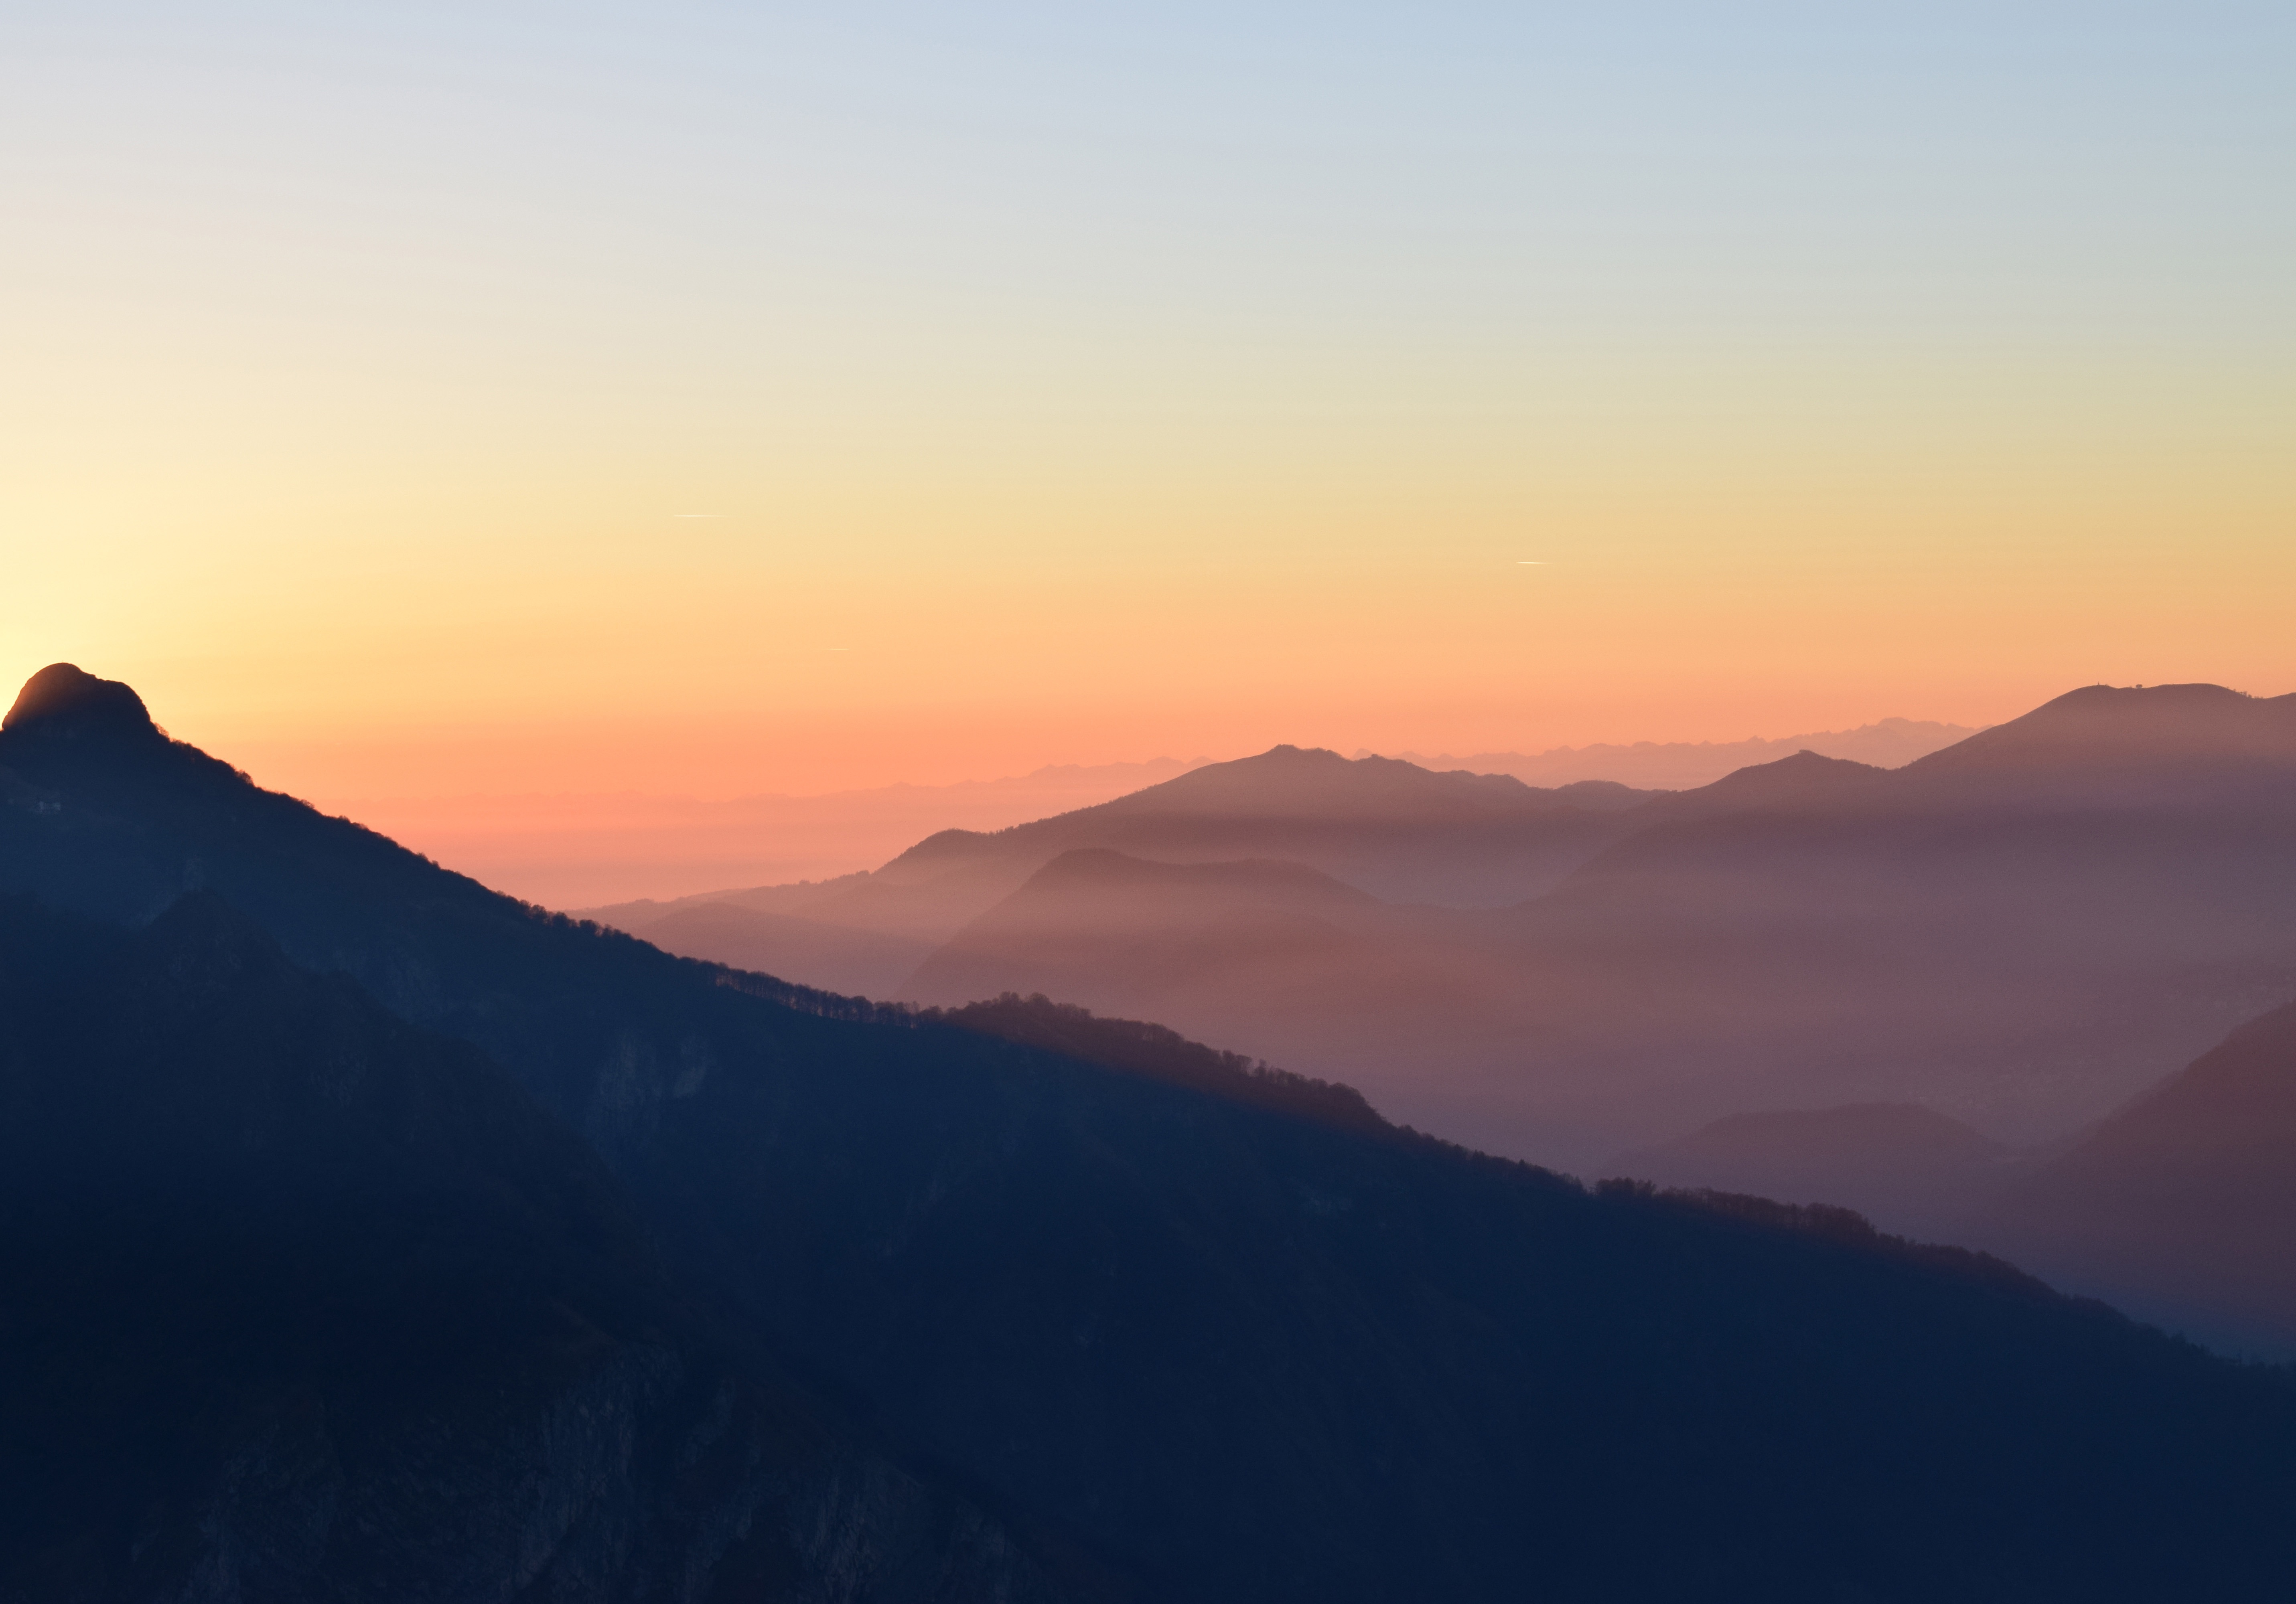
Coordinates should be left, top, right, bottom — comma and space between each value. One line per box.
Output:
4, 666, 2296, 1602
0, 891, 1084, 1604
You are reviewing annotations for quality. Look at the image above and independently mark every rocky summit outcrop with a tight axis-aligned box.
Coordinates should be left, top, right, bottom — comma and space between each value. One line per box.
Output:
1, 662, 160, 740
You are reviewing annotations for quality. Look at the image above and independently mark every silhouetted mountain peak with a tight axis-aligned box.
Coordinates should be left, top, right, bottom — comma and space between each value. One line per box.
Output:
1909, 683, 2296, 774
1651, 748, 1886, 818
865, 743, 1615, 888
1546, 778, 1657, 811
1102, 743, 1564, 821
889, 826, 997, 867
1720, 747, 1878, 786
2, 663, 160, 742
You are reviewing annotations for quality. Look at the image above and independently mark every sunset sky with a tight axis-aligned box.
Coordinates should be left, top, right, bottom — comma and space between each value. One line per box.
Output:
4, 2, 2290, 800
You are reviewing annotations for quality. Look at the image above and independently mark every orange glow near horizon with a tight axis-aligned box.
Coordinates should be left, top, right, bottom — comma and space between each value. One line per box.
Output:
4, 8, 2290, 808
9, 399, 2288, 804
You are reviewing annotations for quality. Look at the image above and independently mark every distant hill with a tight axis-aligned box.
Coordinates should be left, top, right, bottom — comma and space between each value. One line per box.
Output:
1629, 747, 1890, 821
12, 663, 2296, 1597
1895, 682, 2296, 802
1976, 996, 2296, 1357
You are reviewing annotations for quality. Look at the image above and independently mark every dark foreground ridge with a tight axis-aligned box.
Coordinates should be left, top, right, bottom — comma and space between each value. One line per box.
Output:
0, 891, 1088, 1603
5, 664, 2296, 1601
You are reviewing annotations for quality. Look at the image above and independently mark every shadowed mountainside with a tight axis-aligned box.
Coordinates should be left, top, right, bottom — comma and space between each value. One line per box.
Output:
0, 888, 1081, 1604
1974, 997, 2296, 1358
10, 665, 2296, 1598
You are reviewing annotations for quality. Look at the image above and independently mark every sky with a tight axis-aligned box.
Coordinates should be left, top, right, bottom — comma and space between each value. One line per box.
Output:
3, 2, 2290, 800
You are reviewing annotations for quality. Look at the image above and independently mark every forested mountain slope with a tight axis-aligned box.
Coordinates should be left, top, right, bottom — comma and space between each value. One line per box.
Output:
0, 888, 1078, 1604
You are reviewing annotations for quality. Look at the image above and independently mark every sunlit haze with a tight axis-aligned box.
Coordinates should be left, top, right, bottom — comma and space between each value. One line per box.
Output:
5, 3, 2290, 805
8, 8, 2296, 1579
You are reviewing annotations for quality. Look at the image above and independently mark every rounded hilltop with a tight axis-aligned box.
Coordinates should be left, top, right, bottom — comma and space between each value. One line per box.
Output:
2, 664, 160, 741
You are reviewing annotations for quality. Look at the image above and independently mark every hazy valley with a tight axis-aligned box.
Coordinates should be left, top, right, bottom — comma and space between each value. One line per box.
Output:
582, 685, 2296, 1360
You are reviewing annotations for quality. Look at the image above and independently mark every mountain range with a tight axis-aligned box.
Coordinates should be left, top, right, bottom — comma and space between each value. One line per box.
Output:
8, 661, 2296, 1597
341, 720, 1969, 913
586, 680, 2296, 1357
586, 749, 1665, 998
599, 685, 2296, 1171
